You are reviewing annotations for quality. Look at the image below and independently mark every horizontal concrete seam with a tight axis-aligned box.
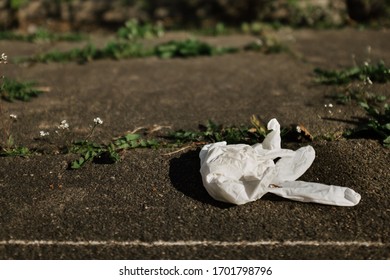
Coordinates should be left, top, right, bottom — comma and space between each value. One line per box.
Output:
0, 240, 387, 247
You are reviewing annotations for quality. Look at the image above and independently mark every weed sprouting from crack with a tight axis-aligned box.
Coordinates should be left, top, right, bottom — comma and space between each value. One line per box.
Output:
13, 19, 287, 64
317, 55, 390, 147
16, 39, 239, 63
167, 115, 312, 146
117, 19, 164, 41
1, 53, 46, 102
16, 35, 290, 63
0, 77, 45, 101
327, 70, 387, 106
314, 61, 390, 85
53, 115, 313, 169
68, 116, 269, 169
168, 118, 266, 146
0, 29, 86, 43
69, 118, 159, 169
1, 109, 315, 167
70, 132, 159, 169
0, 52, 31, 156
0, 112, 31, 157
154, 39, 238, 58
345, 102, 390, 147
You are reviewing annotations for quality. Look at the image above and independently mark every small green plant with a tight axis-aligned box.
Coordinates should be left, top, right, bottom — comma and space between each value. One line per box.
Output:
70, 133, 159, 169
70, 141, 119, 169
117, 19, 164, 40
1, 52, 44, 101
22, 44, 101, 63
169, 115, 312, 145
155, 39, 238, 58
169, 119, 264, 145
169, 121, 255, 144
314, 61, 390, 85
168, 115, 314, 146
345, 102, 390, 147
344, 101, 390, 148
0, 113, 31, 157
17, 39, 239, 63
113, 133, 159, 150
0, 138, 31, 157
102, 41, 151, 59
0, 52, 31, 156
0, 29, 86, 42
69, 118, 159, 169
0, 77, 44, 101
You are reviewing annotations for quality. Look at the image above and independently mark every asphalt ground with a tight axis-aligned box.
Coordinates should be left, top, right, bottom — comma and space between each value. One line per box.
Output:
0, 28, 389, 259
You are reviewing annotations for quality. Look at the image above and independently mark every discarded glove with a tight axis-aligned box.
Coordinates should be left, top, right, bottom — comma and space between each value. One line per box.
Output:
199, 118, 361, 206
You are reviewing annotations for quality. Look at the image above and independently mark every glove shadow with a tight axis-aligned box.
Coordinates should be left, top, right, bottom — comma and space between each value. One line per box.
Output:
169, 149, 234, 209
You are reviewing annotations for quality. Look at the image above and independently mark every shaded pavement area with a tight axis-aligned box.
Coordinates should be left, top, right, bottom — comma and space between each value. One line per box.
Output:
0, 28, 390, 259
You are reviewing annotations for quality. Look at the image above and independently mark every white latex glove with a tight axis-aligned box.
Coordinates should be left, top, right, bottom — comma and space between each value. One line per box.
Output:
199, 118, 361, 206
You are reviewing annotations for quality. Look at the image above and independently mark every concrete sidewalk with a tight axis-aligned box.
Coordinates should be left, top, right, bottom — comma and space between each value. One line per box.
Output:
0, 28, 389, 259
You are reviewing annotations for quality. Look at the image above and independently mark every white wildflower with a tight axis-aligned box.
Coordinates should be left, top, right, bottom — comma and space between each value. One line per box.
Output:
58, 120, 69, 129
255, 38, 263, 46
40, 131, 50, 137
94, 117, 103, 125
296, 125, 302, 133
9, 114, 17, 119
328, 103, 333, 108
366, 76, 373, 85
0, 53, 7, 63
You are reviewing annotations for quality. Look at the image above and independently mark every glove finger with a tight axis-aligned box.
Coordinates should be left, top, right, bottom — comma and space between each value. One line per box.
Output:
269, 181, 361, 206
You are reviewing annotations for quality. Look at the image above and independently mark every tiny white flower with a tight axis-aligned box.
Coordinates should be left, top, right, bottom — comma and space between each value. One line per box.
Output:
0, 54, 7, 64
40, 131, 50, 137
256, 38, 263, 46
9, 114, 17, 119
328, 103, 333, 108
366, 77, 373, 85
58, 120, 69, 129
296, 125, 302, 133
94, 117, 103, 125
